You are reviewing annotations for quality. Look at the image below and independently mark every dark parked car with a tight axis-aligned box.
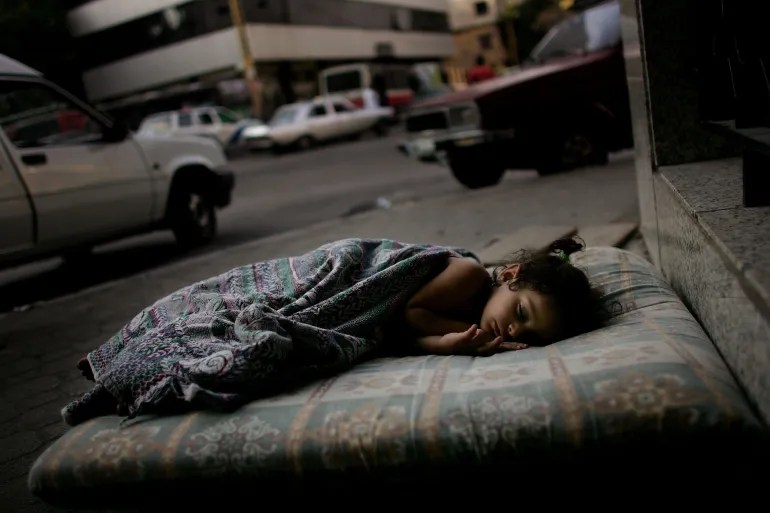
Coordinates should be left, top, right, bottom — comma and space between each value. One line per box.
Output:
399, 0, 633, 188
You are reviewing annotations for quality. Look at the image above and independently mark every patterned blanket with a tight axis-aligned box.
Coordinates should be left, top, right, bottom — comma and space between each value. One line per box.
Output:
62, 238, 475, 425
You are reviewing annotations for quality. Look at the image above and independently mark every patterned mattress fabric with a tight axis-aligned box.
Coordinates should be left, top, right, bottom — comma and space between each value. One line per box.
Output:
29, 247, 769, 507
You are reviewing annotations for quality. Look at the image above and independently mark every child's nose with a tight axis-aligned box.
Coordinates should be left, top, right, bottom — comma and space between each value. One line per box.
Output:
507, 323, 518, 338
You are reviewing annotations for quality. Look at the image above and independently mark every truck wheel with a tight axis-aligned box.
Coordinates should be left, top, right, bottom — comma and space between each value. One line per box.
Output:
169, 183, 216, 248
448, 149, 505, 189
537, 125, 607, 175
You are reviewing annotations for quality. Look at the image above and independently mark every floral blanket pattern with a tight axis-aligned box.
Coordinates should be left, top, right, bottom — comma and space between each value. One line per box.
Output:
62, 238, 473, 425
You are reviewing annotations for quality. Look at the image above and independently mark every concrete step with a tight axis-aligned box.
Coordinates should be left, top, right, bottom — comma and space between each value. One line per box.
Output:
475, 222, 639, 266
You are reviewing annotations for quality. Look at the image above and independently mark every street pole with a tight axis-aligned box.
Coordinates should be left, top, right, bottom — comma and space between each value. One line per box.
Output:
228, 0, 262, 117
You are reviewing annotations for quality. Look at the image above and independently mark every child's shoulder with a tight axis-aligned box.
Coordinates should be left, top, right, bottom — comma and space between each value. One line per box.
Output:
447, 256, 490, 281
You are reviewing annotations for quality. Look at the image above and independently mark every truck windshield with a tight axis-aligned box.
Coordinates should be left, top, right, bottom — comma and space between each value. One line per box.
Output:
528, 1, 621, 63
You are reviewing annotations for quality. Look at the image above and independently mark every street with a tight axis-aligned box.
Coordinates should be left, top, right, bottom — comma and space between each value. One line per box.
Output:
0, 133, 463, 312
0, 132, 638, 313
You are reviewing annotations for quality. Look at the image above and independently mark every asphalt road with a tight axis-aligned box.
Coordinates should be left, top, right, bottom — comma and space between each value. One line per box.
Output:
0, 132, 469, 311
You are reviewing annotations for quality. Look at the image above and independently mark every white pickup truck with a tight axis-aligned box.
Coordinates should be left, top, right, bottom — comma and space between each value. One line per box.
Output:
0, 54, 235, 269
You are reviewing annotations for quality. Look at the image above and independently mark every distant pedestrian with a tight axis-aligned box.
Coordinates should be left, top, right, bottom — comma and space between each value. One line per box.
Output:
466, 54, 497, 85
372, 74, 388, 107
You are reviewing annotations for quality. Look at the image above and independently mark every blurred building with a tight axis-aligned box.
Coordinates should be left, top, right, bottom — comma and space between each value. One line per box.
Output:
447, 0, 514, 74
63, 0, 452, 124
445, 0, 610, 84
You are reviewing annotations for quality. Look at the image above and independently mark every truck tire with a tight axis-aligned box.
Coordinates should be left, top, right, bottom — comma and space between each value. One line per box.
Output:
448, 148, 505, 189
168, 181, 217, 249
537, 119, 608, 175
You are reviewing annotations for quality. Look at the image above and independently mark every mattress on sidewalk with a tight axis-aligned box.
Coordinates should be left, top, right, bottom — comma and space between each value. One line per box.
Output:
28, 247, 770, 507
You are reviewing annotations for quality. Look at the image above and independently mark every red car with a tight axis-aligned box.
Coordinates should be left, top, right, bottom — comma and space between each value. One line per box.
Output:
400, 0, 632, 188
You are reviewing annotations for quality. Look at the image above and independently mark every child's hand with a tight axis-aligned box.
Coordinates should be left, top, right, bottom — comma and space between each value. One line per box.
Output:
440, 324, 528, 356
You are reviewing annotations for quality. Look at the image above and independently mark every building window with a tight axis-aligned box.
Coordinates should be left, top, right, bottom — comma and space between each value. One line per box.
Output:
74, 0, 450, 70
479, 33, 492, 50
474, 1, 489, 16
391, 8, 412, 31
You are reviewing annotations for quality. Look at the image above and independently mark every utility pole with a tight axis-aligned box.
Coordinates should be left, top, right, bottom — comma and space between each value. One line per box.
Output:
228, 0, 262, 117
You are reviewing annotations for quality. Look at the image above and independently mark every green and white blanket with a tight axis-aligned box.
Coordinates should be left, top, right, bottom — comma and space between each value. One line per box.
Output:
62, 238, 474, 425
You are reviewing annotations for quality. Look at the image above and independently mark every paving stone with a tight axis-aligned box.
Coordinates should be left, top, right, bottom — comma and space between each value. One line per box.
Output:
38, 422, 68, 444
0, 402, 20, 424
38, 347, 80, 365
0, 450, 37, 481
8, 375, 60, 396
474, 225, 577, 266
0, 474, 57, 513
1, 357, 39, 378
0, 431, 43, 463
16, 388, 64, 411
576, 222, 638, 248
15, 402, 64, 431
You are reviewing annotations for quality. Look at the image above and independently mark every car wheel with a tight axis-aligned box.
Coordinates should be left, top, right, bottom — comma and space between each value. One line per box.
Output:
169, 183, 216, 249
373, 120, 389, 137
448, 148, 505, 189
296, 135, 314, 151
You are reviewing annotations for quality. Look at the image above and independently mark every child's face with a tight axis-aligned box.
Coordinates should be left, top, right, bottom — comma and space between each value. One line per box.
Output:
480, 265, 560, 346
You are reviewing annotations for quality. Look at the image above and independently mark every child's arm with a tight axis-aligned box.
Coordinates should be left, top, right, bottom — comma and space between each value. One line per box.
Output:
404, 256, 489, 336
403, 257, 495, 353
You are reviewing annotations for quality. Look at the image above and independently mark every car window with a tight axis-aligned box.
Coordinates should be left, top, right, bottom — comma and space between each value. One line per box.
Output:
139, 113, 173, 133
332, 102, 351, 113
198, 112, 215, 125
324, 69, 363, 94
178, 112, 193, 127
528, 1, 621, 63
216, 107, 239, 124
270, 106, 299, 126
584, 1, 621, 52
0, 81, 104, 148
309, 104, 328, 117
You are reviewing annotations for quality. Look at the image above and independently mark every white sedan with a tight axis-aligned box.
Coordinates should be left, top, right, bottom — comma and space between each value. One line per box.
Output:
267, 96, 393, 152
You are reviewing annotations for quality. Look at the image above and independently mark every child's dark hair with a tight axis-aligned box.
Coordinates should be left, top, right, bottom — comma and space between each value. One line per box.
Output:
492, 236, 603, 343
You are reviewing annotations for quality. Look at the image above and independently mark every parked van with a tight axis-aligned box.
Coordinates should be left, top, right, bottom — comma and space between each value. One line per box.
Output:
319, 61, 449, 114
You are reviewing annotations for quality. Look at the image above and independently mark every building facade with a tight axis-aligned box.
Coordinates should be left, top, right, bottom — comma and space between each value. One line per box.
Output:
64, 0, 453, 122
446, 0, 511, 73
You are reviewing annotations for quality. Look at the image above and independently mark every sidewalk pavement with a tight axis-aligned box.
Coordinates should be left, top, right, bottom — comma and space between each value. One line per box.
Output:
0, 155, 643, 512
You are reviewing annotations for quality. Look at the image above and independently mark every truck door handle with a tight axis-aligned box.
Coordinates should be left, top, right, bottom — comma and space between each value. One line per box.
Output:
22, 153, 47, 166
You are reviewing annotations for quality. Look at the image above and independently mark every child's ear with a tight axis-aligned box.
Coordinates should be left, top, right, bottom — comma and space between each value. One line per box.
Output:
500, 263, 520, 282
